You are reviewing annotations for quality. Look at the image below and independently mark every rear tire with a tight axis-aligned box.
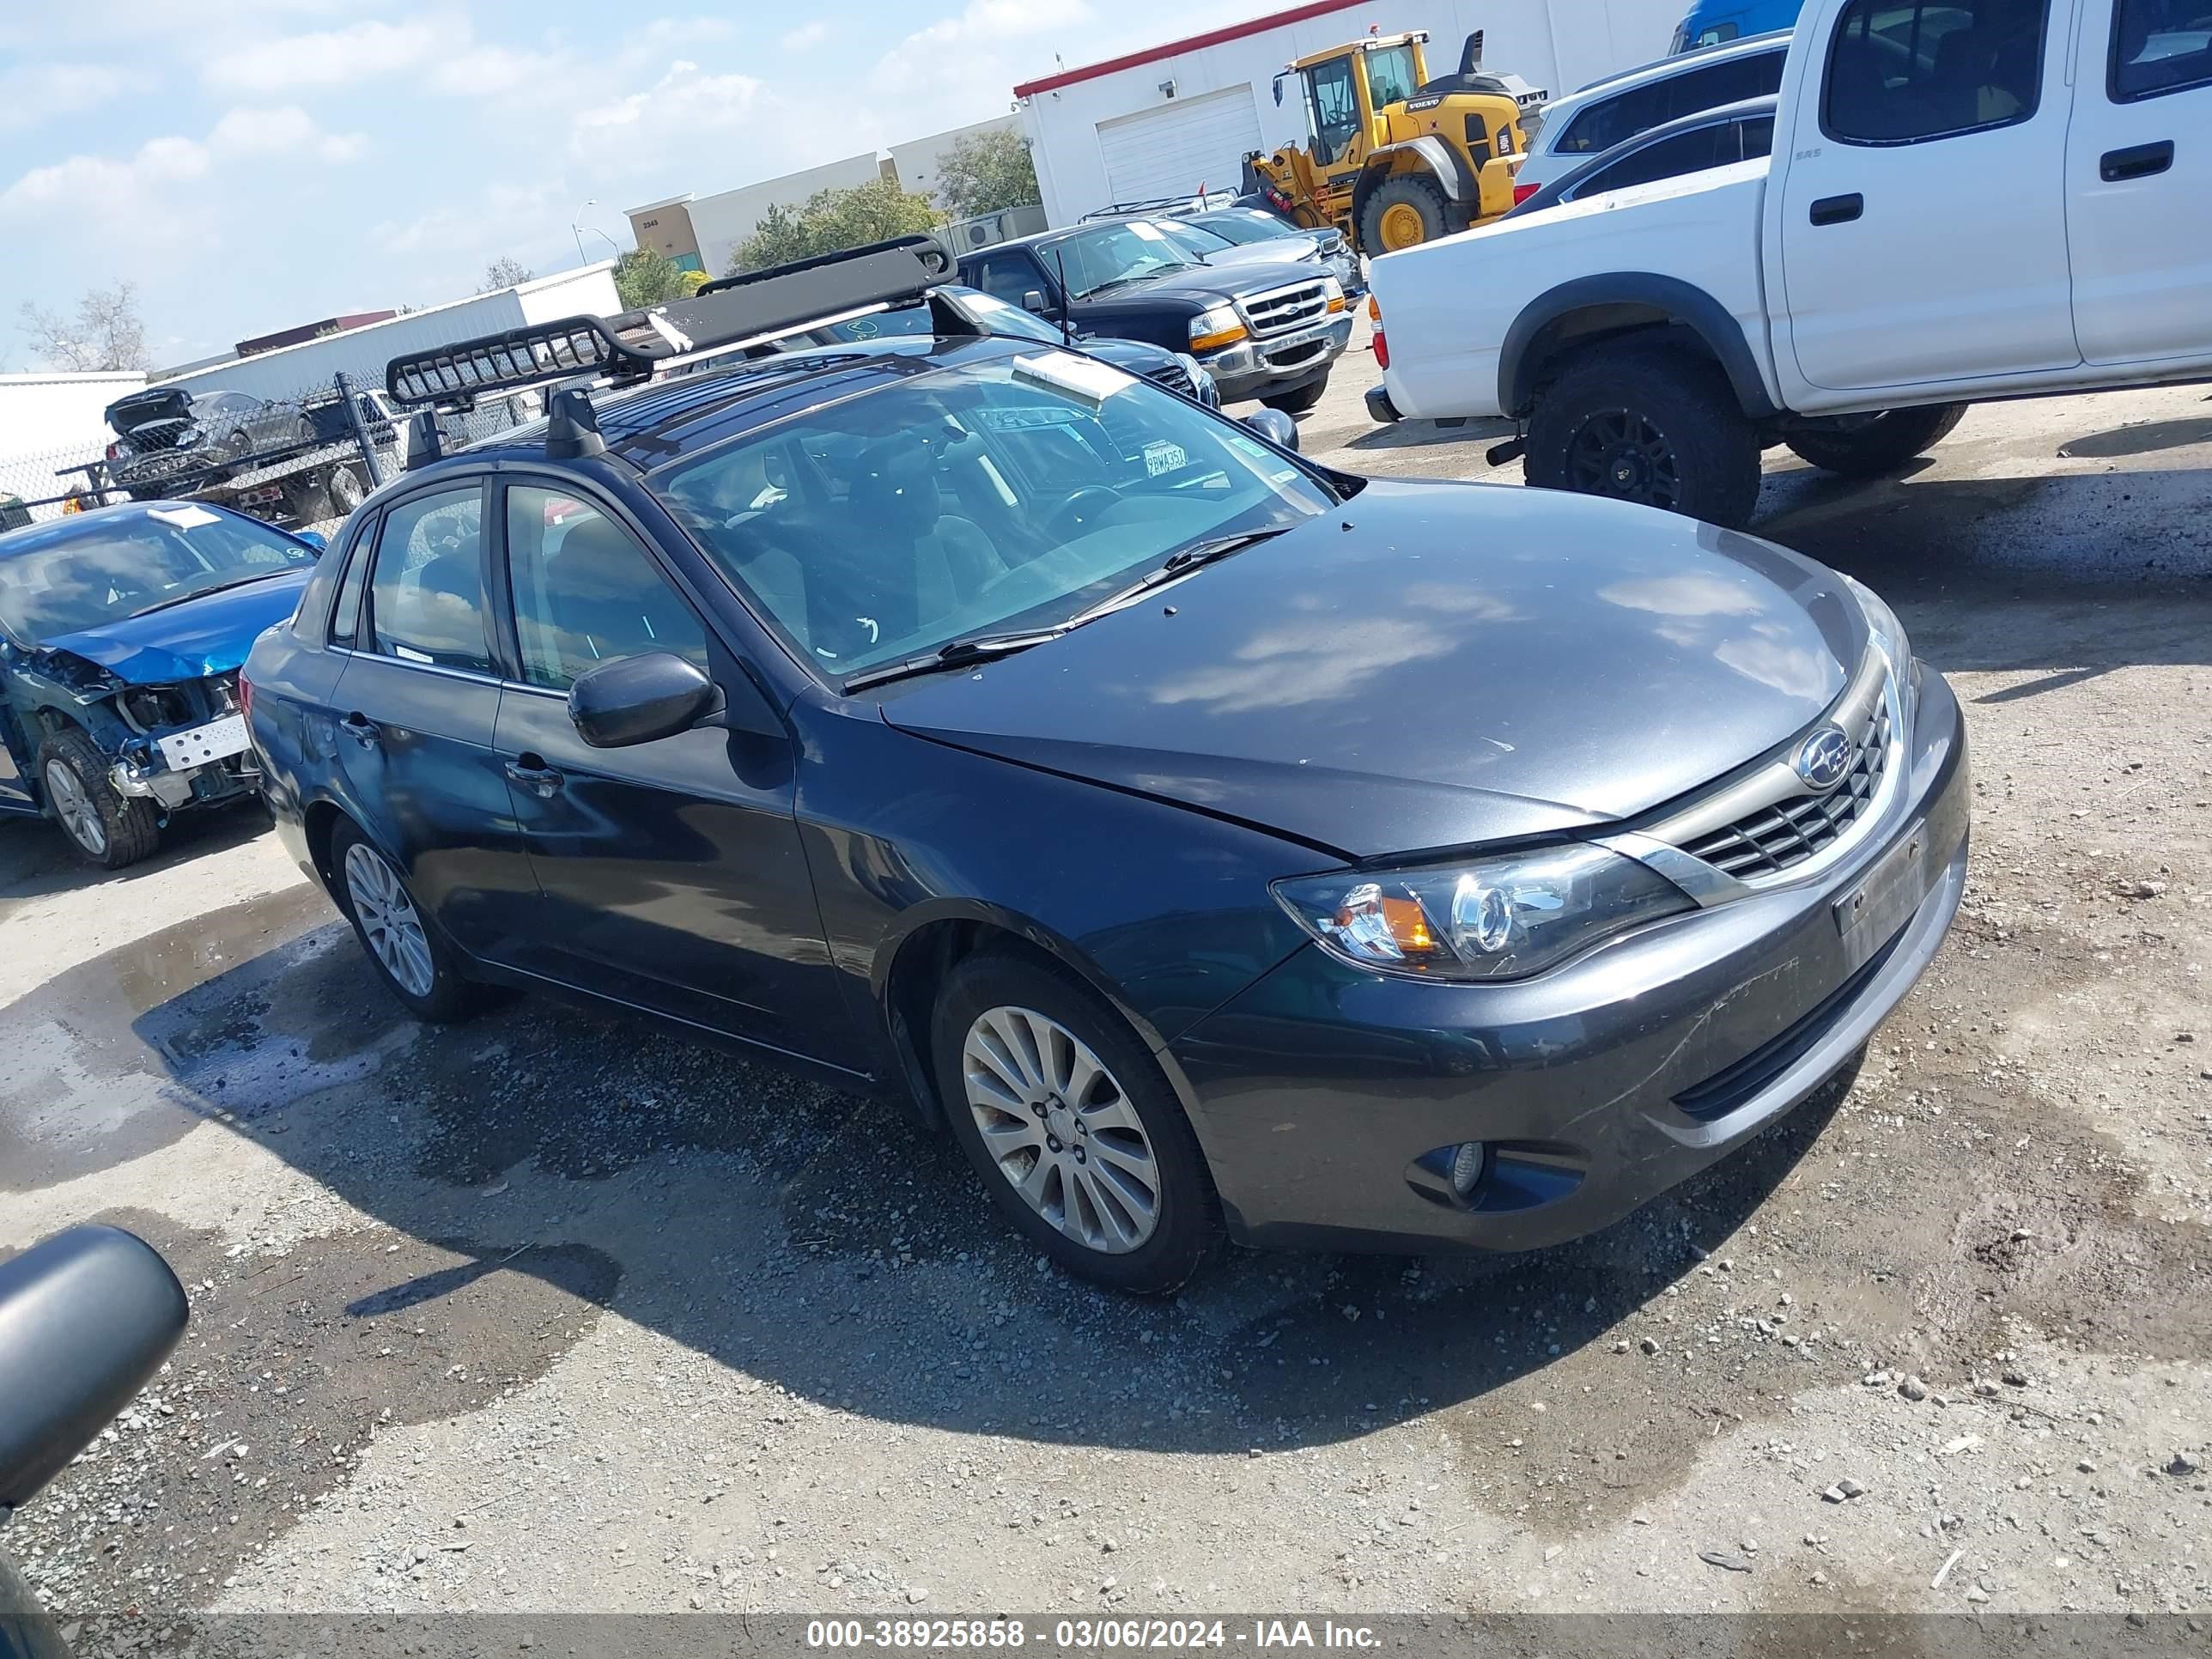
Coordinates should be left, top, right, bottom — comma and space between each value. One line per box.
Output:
1524, 341, 1763, 529
37, 728, 159, 870
325, 463, 366, 517
1784, 404, 1967, 477
328, 818, 484, 1022
1358, 174, 1451, 254
931, 950, 1219, 1295
1261, 377, 1328, 415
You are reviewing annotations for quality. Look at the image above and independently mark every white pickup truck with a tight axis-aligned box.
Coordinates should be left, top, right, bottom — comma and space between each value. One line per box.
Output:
1365, 0, 2211, 527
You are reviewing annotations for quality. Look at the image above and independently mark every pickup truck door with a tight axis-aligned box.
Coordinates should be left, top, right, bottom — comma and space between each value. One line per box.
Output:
1777, 0, 2081, 395
2064, 0, 2212, 367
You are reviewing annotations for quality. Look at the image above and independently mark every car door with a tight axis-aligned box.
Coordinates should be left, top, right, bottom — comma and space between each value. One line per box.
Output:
329, 478, 534, 960
1778, 0, 2080, 393
2064, 0, 2212, 366
488, 477, 848, 1063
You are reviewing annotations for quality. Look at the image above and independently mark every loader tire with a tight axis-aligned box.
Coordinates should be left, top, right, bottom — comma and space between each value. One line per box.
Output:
1359, 175, 1451, 255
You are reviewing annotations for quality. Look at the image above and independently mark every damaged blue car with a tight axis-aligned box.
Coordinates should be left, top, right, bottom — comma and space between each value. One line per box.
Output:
0, 501, 321, 868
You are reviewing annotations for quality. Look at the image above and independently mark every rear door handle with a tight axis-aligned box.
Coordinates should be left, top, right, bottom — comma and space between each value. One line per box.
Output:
1809, 192, 1863, 226
504, 756, 564, 799
2100, 140, 2174, 182
337, 712, 379, 747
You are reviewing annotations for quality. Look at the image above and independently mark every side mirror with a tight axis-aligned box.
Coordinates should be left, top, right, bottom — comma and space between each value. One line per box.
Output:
568, 651, 717, 748
0, 1224, 189, 1513
1242, 407, 1301, 451
294, 528, 328, 552
1022, 289, 1048, 314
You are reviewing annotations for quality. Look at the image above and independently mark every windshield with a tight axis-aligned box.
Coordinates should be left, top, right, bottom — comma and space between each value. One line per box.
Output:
1193, 210, 1300, 246
1042, 223, 1200, 298
653, 352, 1336, 683
1363, 43, 1420, 107
0, 508, 315, 644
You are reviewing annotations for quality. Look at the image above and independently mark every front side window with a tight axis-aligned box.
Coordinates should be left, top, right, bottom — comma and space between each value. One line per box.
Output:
505, 488, 710, 690
368, 486, 489, 673
2111, 0, 2212, 99
1825, 0, 2047, 143
654, 353, 1340, 681
969, 252, 1044, 307
0, 507, 316, 645
1304, 55, 1362, 163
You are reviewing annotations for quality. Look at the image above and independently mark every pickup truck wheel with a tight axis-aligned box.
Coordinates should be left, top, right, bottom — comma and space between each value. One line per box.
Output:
1260, 378, 1328, 415
1359, 176, 1450, 254
1784, 404, 1967, 478
37, 729, 159, 870
1525, 343, 1761, 529
325, 464, 365, 517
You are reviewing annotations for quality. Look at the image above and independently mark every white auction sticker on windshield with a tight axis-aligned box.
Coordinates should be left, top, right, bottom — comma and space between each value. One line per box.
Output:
1011, 351, 1135, 410
147, 505, 222, 530
1128, 221, 1166, 241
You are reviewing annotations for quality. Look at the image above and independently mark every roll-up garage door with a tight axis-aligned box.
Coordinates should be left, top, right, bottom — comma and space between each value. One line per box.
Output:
1096, 85, 1264, 204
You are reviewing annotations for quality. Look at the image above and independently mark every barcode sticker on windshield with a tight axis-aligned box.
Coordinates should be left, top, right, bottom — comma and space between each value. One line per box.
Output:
148, 505, 221, 530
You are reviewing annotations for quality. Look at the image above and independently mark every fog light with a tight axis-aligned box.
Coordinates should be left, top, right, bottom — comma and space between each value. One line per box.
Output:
1449, 1141, 1487, 1197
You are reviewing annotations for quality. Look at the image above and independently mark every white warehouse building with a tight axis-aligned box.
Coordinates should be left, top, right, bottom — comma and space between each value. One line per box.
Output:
1016, 0, 1686, 226
157, 263, 624, 404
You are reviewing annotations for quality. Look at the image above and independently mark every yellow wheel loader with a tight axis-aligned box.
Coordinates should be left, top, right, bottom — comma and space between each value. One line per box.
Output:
1243, 29, 1548, 258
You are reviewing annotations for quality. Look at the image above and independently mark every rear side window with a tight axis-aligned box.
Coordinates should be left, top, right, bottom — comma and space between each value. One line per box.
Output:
1825, 0, 2047, 143
2111, 0, 2212, 100
504, 488, 710, 691
1577, 124, 1736, 195
1554, 49, 1784, 154
1558, 80, 1671, 153
368, 486, 489, 673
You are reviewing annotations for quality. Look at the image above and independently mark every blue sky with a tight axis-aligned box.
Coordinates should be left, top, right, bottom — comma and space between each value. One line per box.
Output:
0, 0, 1267, 368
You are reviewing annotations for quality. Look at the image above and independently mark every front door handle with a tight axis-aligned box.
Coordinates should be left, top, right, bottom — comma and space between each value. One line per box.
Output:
1809, 192, 1863, 226
2100, 140, 2174, 182
504, 756, 564, 799
337, 712, 380, 747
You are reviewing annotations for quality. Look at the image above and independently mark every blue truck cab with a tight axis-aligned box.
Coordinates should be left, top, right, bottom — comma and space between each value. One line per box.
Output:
1670, 0, 1804, 50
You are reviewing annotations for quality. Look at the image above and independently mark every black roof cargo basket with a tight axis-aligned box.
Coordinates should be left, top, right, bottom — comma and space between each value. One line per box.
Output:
1078, 191, 1240, 222
385, 236, 972, 409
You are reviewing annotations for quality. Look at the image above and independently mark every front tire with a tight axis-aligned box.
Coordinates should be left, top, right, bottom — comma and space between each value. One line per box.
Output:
329, 818, 482, 1022
1358, 174, 1450, 254
1261, 377, 1328, 415
932, 951, 1219, 1295
1524, 341, 1763, 529
1784, 404, 1966, 478
37, 729, 159, 870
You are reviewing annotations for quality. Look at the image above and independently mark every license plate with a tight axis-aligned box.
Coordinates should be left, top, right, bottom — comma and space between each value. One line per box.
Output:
156, 714, 250, 771
1833, 818, 1929, 969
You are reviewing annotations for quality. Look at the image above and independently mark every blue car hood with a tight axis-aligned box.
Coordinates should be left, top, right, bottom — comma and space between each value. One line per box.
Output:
39, 569, 312, 684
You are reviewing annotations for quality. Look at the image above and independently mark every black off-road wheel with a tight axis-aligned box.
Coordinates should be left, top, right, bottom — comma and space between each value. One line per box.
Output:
1358, 174, 1451, 254
1524, 340, 1763, 529
1261, 376, 1328, 415
37, 727, 159, 870
932, 950, 1220, 1296
1784, 404, 1967, 478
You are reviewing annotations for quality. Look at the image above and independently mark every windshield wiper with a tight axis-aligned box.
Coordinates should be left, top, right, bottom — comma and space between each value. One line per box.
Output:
1079, 268, 1187, 299
1062, 527, 1295, 628
840, 628, 1068, 693
126, 569, 295, 618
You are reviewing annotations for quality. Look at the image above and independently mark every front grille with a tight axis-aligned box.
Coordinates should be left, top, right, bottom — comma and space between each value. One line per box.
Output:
1240, 281, 1329, 338
1681, 702, 1892, 879
1141, 361, 1195, 398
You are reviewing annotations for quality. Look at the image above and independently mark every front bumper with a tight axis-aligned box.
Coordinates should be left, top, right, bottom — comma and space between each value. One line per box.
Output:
1206, 315, 1355, 404
1169, 666, 1970, 1254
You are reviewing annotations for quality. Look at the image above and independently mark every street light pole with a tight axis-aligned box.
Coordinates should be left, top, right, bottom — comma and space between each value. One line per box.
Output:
572, 198, 596, 266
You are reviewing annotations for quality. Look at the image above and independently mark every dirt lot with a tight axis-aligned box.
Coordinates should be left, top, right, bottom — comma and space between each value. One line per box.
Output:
3, 331, 2208, 1623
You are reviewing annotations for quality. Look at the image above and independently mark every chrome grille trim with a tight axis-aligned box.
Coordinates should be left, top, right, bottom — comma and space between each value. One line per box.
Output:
1238, 281, 1329, 338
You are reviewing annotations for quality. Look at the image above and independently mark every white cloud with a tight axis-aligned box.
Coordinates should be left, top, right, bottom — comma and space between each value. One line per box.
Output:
0, 63, 137, 132
209, 105, 370, 163
202, 13, 461, 94
570, 60, 768, 165
1, 106, 365, 226
780, 21, 829, 50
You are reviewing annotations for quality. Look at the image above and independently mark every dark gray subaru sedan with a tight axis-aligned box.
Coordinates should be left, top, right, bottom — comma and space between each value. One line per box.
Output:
244, 240, 1967, 1295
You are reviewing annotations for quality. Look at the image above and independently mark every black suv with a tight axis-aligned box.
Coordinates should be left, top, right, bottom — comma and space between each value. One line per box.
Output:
957, 221, 1352, 414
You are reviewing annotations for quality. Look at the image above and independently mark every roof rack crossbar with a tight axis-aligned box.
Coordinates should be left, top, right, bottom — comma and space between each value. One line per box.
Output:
383, 238, 968, 410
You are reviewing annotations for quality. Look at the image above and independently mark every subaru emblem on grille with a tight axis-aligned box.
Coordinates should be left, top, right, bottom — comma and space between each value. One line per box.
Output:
1794, 724, 1855, 793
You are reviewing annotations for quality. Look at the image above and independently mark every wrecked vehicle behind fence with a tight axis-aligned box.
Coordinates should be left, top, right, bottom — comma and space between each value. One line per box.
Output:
0, 501, 322, 869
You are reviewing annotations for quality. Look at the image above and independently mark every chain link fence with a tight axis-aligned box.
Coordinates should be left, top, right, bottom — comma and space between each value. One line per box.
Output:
0, 375, 544, 538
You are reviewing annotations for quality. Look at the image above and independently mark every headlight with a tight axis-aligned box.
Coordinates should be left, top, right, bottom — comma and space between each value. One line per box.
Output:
1321, 274, 1346, 311
1841, 572, 1914, 722
1188, 304, 1246, 351
1273, 844, 1693, 981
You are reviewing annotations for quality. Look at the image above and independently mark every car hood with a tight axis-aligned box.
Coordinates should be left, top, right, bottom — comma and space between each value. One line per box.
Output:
36, 569, 313, 685
1201, 241, 1320, 270
879, 482, 1866, 860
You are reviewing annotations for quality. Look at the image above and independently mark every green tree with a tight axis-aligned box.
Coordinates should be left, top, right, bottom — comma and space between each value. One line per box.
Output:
932, 126, 1041, 220
729, 179, 943, 274
612, 246, 690, 309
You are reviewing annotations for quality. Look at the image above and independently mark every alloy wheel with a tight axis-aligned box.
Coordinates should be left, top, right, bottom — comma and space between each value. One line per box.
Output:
961, 1006, 1162, 1255
43, 758, 106, 856
343, 841, 436, 999
1566, 407, 1681, 509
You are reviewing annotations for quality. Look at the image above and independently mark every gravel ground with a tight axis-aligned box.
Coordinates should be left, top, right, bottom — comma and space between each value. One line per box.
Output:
3, 329, 2208, 1624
